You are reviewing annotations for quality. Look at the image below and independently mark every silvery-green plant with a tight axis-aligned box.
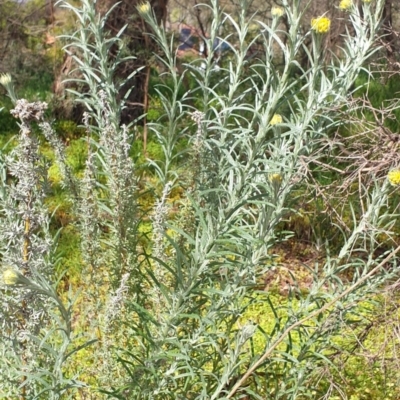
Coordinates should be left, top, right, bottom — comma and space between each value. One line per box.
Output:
54, 0, 144, 392
57, 0, 140, 285
113, 0, 399, 399
1, 0, 399, 399
0, 76, 93, 398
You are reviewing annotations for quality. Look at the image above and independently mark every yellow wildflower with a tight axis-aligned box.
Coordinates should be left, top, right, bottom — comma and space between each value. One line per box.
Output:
3, 269, 18, 285
271, 6, 284, 18
0, 73, 11, 87
269, 173, 283, 184
137, 2, 151, 14
270, 114, 283, 126
311, 16, 331, 34
339, 0, 352, 10
388, 170, 400, 186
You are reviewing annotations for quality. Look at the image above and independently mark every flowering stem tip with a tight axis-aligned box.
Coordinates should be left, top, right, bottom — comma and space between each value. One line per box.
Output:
137, 2, 151, 15
271, 6, 284, 18
270, 114, 283, 126
339, 0, 352, 10
269, 173, 283, 184
3, 269, 19, 285
0, 73, 12, 87
311, 16, 331, 34
388, 170, 400, 186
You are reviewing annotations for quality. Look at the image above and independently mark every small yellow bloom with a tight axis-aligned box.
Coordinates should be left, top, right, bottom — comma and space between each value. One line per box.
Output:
3, 269, 18, 285
362, 0, 372, 2
0, 73, 12, 87
311, 16, 331, 34
388, 170, 400, 186
339, 0, 352, 10
269, 173, 283, 184
270, 114, 283, 126
271, 6, 284, 18
137, 2, 151, 14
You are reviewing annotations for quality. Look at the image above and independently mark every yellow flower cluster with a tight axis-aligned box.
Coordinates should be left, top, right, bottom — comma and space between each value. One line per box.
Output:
270, 114, 283, 125
388, 170, 400, 186
311, 16, 331, 34
0, 73, 11, 87
339, 0, 352, 10
3, 269, 18, 285
137, 2, 151, 14
271, 6, 284, 18
269, 173, 283, 184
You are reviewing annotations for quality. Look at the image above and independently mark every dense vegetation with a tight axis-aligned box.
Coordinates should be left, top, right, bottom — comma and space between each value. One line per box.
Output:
1, 0, 400, 399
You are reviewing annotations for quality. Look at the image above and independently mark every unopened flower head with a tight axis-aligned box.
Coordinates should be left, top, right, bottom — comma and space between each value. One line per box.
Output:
0, 72, 17, 102
3, 269, 19, 285
0, 73, 12, 87
388, 169, 400, 186
339, 0, 352, 10
271, 6, 284, 18
270, 114, 283, 126
311, 16, 331, 34
137, 2, 151, 14
269, 173, 283, 184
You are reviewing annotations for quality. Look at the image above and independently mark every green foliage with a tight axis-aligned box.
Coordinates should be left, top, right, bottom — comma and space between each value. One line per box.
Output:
56, 224, 82, 280
146, 96, 163, 121
242, 294, 400, 399
354, 70, 400, 132
53, 119, 86, 140
0, 99, 18, 135
19, 70, 54, 102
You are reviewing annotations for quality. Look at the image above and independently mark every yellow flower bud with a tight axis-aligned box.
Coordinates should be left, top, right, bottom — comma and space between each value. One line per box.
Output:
3, 269, 18, 285
0, 73, 12, 87
269, 173, 283, 184
311, 16, 331, 34
388, 170, 400, 186
271, 6, 284, 18
270, 114, 283, 126
339, 0, 352, 10
137, 2, 151, 15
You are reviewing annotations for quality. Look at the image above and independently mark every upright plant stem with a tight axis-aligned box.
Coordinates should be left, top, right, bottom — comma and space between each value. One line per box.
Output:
19, 132, 33, 400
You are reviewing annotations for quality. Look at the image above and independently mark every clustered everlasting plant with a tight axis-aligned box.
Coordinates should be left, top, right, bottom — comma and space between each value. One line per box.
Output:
311, 16, 331, 34
339, 0, 352, 11
388, 169, 400, 186
271, 6, 284, 18
0, 0, 399, 399
0, 74, 91, 398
